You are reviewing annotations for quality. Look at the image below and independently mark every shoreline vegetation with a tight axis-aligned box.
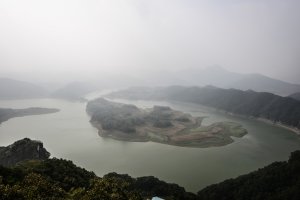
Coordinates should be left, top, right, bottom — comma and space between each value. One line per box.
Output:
86, 98, 247, 148
0, 107, 60, 124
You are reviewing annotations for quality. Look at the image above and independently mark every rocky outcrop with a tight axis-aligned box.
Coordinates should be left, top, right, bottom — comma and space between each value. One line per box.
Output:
0, 138, 50, 167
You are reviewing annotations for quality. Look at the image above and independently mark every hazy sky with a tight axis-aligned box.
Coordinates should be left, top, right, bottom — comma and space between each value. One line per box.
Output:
0, 0, 299, 83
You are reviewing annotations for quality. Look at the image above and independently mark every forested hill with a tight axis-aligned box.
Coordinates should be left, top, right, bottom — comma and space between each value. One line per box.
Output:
0, 139, 197, 200
107, 86, 300, 129
0, 138, 50, 167
197, 150, 300, 200
1, 138, 300, 199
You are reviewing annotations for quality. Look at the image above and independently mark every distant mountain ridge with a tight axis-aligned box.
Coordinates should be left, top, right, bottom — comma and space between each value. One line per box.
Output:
128, 66, 300, 96
172, 66, 300, 96
2, 66, 299, 98
107, 86, 300, 131
0, 78, 47, 99
289, 92, 300, 101
51, 81, 98, 101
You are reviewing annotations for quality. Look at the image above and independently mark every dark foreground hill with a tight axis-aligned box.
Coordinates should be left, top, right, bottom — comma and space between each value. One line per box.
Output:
0, 138, 50, 167
197, 150, 300, 200
107, 86, 300, 130
1, 138, 300, 199
0, 138, 196, 200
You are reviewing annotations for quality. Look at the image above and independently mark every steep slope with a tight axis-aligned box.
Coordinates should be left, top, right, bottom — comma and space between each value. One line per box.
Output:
0, 78, 47, 99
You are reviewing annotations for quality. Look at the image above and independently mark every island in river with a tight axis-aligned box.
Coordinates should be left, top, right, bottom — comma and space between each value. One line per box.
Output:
86, 98, 247, 148
0, 107, 60, 124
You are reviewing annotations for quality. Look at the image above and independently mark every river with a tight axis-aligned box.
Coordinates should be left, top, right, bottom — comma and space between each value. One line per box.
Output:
0, 97, 300, 192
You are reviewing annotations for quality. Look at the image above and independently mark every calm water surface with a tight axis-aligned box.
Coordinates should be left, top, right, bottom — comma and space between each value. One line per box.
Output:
0, 97, 300, 192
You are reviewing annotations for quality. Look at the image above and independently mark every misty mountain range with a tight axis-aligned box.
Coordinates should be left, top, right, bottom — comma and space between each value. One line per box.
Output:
0, 78, 46, 99
289, 92, 300, 101
1, 67, 300, 100
50, 81, 98, 101
143, 66, 300, 96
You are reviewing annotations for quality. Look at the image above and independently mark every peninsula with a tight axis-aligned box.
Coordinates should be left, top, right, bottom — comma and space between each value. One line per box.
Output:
86, 98, 247, 147
0, 107, 60, 124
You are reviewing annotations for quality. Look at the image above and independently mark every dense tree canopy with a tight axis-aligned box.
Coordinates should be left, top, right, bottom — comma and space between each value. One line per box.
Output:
1, 151, 300, 199
0, 158, 195, 200
197, 151, 300, 200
